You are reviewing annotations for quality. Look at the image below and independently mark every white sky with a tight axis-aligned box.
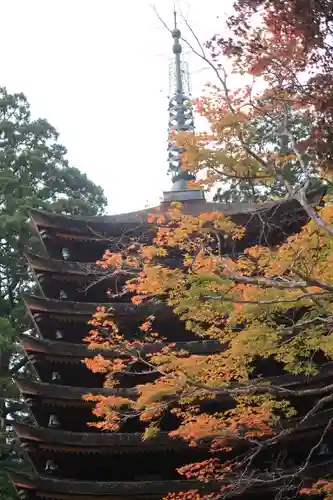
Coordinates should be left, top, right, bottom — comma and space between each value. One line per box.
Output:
0, 0, 233, 213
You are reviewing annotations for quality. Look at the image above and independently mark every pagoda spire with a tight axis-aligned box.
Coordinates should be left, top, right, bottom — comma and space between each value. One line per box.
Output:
163, 7, 204, 202
166, 9, 197, 193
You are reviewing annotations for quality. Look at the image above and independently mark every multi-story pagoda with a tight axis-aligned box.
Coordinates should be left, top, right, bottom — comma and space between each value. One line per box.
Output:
10, 193, 326, 500
7, 11, 330, 500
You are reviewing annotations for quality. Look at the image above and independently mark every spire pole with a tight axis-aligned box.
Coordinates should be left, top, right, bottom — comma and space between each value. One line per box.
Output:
164, 7, 204, 202
173, 9, 183, 96
167, 8, 194, 192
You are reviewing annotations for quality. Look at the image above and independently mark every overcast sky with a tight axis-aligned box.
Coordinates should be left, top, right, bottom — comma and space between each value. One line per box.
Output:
1, 0, 232, 213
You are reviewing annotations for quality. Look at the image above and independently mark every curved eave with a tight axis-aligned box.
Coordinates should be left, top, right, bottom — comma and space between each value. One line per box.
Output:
25, 253, 175, 283
9, 472, 219, 497
13, 408, 333, 454
28, 190, 324, 236
23, 294, 167, 317
15, 363, 333, 410
25, 253, 106, 277
14, 378, 137, 401
29, 207, 154, 231
19, 335, 225, 359
19, 334, 333, 388
9, 455, 333, 496
13, 423, 191, 453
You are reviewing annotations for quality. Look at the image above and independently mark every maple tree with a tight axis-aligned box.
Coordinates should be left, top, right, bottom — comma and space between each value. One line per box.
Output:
84, 2, 333, 499
84, 197, 333, 498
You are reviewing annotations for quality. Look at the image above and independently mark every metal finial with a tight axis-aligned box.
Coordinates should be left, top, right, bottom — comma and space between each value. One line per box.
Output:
167, 5, 195, 191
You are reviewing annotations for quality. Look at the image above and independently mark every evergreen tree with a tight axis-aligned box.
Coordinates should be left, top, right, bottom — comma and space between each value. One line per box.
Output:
0, 87, 107, 498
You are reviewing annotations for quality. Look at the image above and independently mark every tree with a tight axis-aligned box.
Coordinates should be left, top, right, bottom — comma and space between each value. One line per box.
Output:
212, 109, 317, 203
85, 199, 333, 498
84, 3, 333, 498
0, 87, 107, 499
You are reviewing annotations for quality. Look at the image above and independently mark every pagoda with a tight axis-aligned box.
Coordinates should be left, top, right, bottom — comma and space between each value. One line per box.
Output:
8, 11, 331, 500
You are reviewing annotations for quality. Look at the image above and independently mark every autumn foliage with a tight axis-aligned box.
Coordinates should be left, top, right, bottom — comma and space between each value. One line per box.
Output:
83, 197, 333, 498
84, 1, 333, 498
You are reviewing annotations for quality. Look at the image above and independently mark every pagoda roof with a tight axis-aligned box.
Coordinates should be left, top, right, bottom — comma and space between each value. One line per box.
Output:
9, 472, 219, 497
19, 336, 333, 393
16, 358, 333, 411
25, 253, 106, 276
9, 456, 333, 497
15, 378, 137, 401
13, 423, 194, 454
25, 253, 171, 282
13, 408, 333, 455
19, 334, 333, 387
28, 189, 324, 235
24, 294, 166, 318
15, 398, 333, 442
20, 335, 225, 359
